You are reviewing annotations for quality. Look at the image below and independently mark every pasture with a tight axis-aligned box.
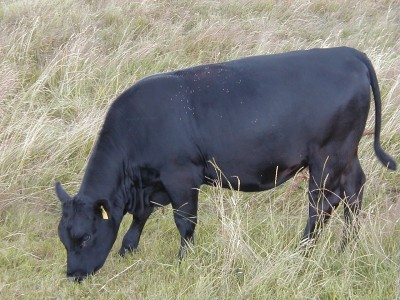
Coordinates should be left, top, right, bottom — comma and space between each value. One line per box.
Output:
0, 0, 399, 298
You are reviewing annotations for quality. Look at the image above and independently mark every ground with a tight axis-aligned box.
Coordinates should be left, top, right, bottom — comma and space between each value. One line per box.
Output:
0, 0, 399, 298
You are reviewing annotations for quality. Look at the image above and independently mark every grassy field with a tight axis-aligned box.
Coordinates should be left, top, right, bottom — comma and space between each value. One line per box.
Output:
0, 0, 399, 298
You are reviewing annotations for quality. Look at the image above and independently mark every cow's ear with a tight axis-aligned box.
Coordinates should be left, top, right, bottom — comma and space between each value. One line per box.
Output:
55, 182, 71, 203
94, 200, 110, 220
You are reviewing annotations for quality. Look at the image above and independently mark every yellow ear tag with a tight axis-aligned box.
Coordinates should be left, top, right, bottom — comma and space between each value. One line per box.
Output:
100, 205, 109, 220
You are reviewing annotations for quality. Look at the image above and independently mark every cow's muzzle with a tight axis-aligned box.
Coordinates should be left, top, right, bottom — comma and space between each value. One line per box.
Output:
67, 271, 89, 283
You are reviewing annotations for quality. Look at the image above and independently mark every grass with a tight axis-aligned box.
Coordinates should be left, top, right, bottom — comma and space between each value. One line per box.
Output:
0, 0, 399, 298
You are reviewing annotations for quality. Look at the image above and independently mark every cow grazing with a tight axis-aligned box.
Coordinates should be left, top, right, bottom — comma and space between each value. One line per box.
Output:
55, 47, 396, 282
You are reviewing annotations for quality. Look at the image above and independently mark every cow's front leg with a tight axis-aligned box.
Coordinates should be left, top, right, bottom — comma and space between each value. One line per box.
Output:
173, 199, 198, 261
161, 167, 202, 260
119, 207, 153, 256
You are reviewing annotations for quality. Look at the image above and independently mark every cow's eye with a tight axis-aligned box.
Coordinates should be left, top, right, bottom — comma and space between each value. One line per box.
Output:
81, 234, 91, 248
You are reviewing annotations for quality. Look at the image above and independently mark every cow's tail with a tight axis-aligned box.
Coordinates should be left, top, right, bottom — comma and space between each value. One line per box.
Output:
359, 51, 396, 170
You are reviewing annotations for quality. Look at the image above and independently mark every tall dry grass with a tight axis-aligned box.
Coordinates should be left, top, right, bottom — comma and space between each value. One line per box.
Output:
0, 0, 399, 298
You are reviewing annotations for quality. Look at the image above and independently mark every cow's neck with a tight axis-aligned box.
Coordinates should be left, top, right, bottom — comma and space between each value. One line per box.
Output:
78, 139, 126, 222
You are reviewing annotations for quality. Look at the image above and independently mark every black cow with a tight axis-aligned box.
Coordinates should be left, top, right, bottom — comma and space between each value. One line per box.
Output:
55, 47, 396, 281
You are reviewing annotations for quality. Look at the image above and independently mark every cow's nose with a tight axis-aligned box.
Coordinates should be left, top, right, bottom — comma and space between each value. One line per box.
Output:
67, 272, 85, 283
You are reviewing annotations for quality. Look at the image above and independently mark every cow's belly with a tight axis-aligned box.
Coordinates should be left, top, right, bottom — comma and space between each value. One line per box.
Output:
203, 158, 308, 192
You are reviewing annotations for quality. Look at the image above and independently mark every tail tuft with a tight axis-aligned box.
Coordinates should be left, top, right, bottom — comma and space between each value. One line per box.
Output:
374, 141, 397, 170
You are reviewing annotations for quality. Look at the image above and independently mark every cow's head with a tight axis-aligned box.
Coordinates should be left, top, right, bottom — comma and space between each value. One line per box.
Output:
55, 182, 119, 282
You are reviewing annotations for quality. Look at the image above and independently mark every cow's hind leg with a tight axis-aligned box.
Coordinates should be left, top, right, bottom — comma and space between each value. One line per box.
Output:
340, 157, 365, 250
119, 206, 153, 256
301, 157, 342, 253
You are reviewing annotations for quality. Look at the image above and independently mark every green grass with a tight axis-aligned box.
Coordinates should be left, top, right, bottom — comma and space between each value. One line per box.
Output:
0, 0, 399, 298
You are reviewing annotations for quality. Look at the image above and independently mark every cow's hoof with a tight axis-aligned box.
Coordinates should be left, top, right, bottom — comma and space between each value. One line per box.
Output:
119, 245, 137, 257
